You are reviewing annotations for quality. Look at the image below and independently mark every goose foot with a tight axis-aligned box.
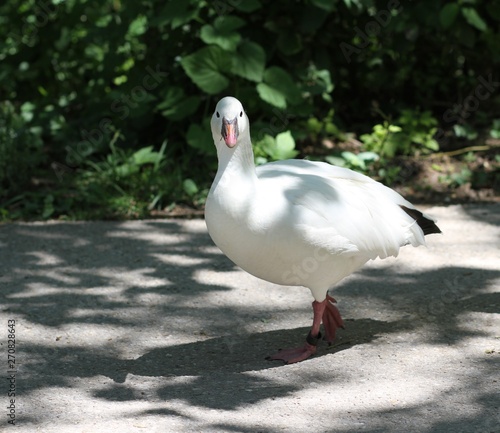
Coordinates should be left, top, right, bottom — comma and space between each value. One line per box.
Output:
266, 343, 316, 364
266, 332, 320, 364
267, 295, 344, 364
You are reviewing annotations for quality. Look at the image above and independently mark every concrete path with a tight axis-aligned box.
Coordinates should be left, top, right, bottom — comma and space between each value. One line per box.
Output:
0, 204, 499, 433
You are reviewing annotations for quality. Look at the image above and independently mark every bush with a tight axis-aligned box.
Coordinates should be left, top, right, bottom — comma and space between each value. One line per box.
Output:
1, 0, 498, 219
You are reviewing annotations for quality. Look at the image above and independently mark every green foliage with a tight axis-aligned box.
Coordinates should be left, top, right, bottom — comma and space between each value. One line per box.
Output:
454, 124, 478, 140
0, 0, 499, 219
489, 119, 500, 139
461, 7, 488, 32
66, 140, 181, 219
439, 168, 473, 188
84, 141, 167, 183
181, 46, 232, 95
306, 109, 342, 141
360, 123, 403, 159
254, 131, 299, 164
256, 67, 302, 109
0, 101, 44, 192
326, 151, 379, 171
361, 110, 439, 158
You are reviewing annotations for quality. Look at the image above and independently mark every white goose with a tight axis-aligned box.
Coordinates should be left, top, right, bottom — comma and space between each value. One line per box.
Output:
205, 96, 441, 364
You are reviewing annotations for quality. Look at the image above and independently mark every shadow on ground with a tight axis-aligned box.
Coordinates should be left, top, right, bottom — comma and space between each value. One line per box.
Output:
0, 204, 499, 432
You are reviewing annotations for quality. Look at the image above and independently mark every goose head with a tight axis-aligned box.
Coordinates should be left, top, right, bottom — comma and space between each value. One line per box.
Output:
211, 97, 249, 149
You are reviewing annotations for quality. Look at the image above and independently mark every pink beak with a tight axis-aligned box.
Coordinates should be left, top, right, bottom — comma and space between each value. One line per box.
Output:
221, 117, 239, 148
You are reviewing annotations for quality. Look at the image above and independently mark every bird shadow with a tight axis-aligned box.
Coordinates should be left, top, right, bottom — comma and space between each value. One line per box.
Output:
123, 316, 401, 378
94, 317, 404, 411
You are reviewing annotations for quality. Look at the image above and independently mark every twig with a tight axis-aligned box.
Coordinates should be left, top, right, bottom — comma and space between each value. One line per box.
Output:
427, 143, 499, 159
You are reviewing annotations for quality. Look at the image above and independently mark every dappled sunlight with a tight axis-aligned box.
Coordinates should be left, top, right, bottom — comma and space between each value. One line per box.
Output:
152, 252, 213, 267
24, 251, 65, 266
0, 204, 498, 431
11, 266, 82, 285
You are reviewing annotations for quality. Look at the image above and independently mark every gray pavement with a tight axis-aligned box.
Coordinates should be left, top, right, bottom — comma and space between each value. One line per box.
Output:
0, 204, 499, 433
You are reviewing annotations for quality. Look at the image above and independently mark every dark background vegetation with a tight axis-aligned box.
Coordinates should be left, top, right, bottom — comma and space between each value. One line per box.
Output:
0, 0, 499, 220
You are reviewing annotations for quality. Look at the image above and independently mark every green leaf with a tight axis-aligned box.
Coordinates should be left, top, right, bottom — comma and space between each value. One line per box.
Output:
265, 67, 302, 103
158, 87, 184, 106
256, 67, 301, 108
439, 3, 460, 29
170, 97, 200, 121
216, 15, 246, 31
315, 69, 334, 94
453, 124, 478, 140
461, 7, 488, 32
96, 15, 112, 28
20, 102, 35, 122
42, 194, 54, 219
183, 179, 199, 197
388, 125, 402, 133
158, 87, 200, 121
424, 139, 439, 151
325, 155, 346, 167
131, 146, 159, 166
38, 86, 48, 96
256, 83, 287, 109
255, 156, 268, 165
200, 16, 245, 51
113, 75, 127, 86
127, 15, 148, 37
154, 0, 197, 29
186, 122, 216, 155
304, 67, 334, 101
490, 119, 500, 139
255, 131, 298, 161
274, 131, 298, 159
231, 41, 266, 82
357, 151, 379, 162
256, 134, 276, 156
181, 46, 230, 94
341, 151, 365, 169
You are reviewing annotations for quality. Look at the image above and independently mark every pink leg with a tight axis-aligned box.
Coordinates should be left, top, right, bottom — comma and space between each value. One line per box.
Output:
322, 295, 344, 343
267, 295, 344, 364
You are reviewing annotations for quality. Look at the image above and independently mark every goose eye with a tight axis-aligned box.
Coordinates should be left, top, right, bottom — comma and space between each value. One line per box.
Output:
216, 112, 220, 118
239, 111, 243, 117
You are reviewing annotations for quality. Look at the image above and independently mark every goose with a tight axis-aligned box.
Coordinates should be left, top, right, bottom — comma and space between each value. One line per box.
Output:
205, 96, 441, 364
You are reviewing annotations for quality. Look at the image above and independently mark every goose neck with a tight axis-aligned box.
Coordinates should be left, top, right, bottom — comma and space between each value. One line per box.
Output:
216, 137, 257, 184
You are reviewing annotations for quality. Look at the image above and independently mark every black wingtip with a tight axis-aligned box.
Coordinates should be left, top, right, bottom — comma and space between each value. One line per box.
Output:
400, 205, 442, 235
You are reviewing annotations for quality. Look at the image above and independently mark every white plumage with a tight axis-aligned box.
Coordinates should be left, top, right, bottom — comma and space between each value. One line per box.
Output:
205, 96, 440, 363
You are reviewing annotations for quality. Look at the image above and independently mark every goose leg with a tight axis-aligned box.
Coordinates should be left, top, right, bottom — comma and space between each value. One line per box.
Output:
322, 295, 344, 343
267, 296, 343, 364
